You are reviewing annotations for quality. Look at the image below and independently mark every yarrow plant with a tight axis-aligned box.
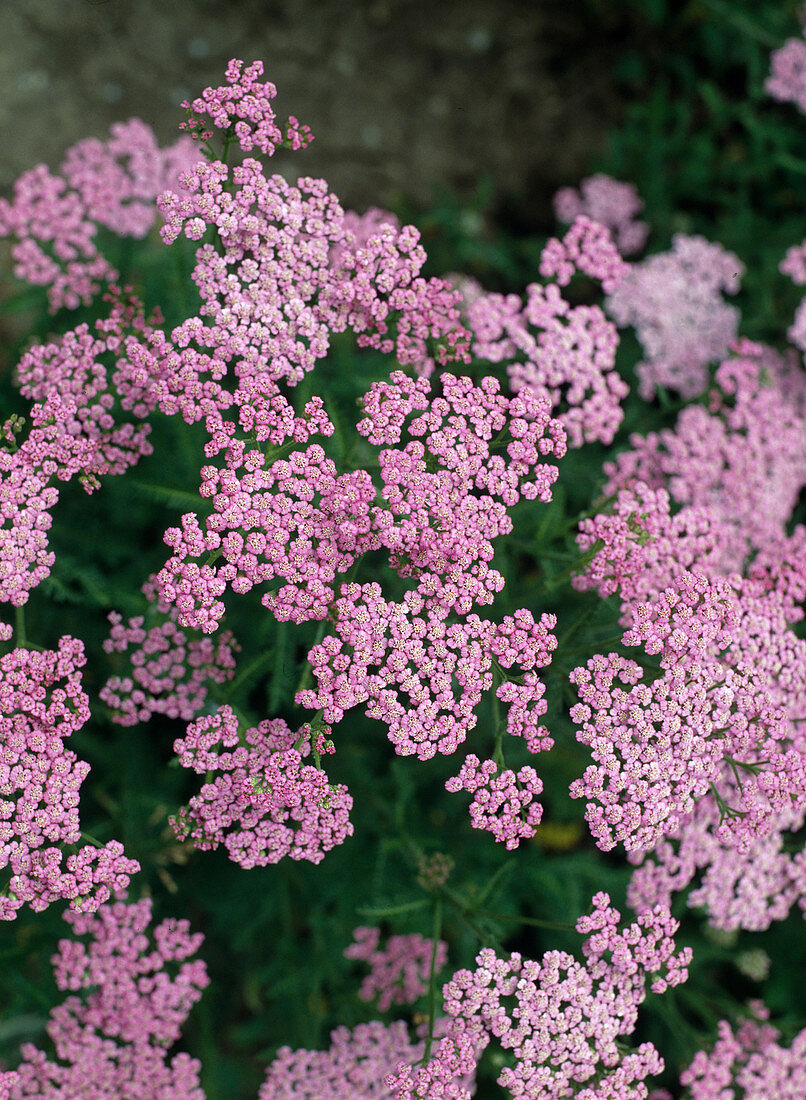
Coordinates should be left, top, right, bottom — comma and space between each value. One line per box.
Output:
0, 30, 805, 1100
7, 895, 208, 1098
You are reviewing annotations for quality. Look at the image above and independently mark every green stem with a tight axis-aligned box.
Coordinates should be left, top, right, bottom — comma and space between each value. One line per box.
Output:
564, 633, 625, 659
472, 909, 577, 933
491, 676, 506, 772
775, 153, 806, 176
79, 830, 104, 847
221, 647, 276, 702
268, 620, 289, 714
438, 883, 505, 952
697, 0, 779, 48
295, 618, 330, 696
539, 539, 605, 593
14, 605, 26, 648
423, 897, 443, 1064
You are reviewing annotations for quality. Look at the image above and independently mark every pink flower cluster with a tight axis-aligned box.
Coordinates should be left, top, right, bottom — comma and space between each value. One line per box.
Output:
99, 595, 239, 727
570, 449, 806, 931
766, 9, 806, 114
156, 438, 381, 631
344, 926, 448, 1012
300, 582, 558, 762
539, 214, 631, 294
467, 279, 627, 448
9, 895, 208, 1099
678, 1001, 806, 1099
60, 119, 199, 238
553, 174, 649, 256
603, 340, 806, 573
627, 797, 806, 933
329, 205, 401, 270
0, 394, 96, 606
262, 1016, 479, 1100
573, 481, 724, 612
260, 1020, 429, 1100
154, 368, 564, 658
386, 1028, 480, 1100
1, 287, 177, 609
429, 891, 690, 1099
15, 287, 162, 478
359, 369, 564, 577
445, 754, 544, 849
179, 57, 312, 154
605, 234, 744, 400
775, 231, 806, 356
624, 568, 806, 932
571, 571, 805, 855
459, 218, 631, 449
0, 1071, 18, 1097
170, 705, 353, 866
154, 157, 468, 392
0, 636, 139, 920
0, 122, 195, 311
286, 370, 563, 768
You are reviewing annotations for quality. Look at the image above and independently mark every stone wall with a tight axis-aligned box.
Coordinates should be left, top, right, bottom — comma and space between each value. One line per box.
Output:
1, 0, 629, 230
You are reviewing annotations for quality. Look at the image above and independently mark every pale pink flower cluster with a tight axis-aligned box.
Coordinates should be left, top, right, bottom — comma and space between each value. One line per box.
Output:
571, 571, 805, 855
539, 214, 631, 294
260, 1020, 427, 1100
0, 1071, 18, 1097
156, 439, 382, 631
329, 206, 401, 270
155, 368, 564, 656
573, 481, 724, 611
9, 895, 208, 1099
155, 158, 468, 391
678, 1001, 806, 1100
0, 393, 96, 606
15, 288, 162, 478
179, 57, 312, 154
359, 370, 564, 589
431, 891, 690, 1099
605, 234, 743, 400
386, 1027, 480, 1100
300, 582, 557, 761
573, 488, 806, 932
359, 368, 565, 504
775, 234, 806, 355
0, 123, 195, 311
1, 288, 177, 609
445, 754, 544, 849
99, 603, 239, 727
603, 340, 806, 572
262, 1017, 479, 1100
749, 522, 806, 615
766, 19, 806, 114
290, 370, 563, 768
60, 119, 199, 238
149, 59, 468, 408
780, 237, 806, 285
553, 174, 649, 256
344, 926, 448, 1012
170, 705, 353, 867
624, 571, 806, 932
627, 797, 806, 933
0, 636, 139, 920
467, 280, 627, 447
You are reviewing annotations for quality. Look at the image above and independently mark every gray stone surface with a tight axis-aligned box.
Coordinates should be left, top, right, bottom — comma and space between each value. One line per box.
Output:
0, 0, 626, 227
